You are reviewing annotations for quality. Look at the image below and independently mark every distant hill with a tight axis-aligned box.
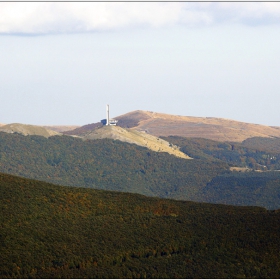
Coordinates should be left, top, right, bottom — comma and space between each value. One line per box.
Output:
1, 172, 280, 279
0, 123, 61, 138
82, 125, 191, 159
43, 125, 80, 133
63, 122, 103, 135
115, 110, 280, 142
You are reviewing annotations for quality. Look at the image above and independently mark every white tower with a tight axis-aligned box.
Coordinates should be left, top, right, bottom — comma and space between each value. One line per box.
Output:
106, 104, 109, 126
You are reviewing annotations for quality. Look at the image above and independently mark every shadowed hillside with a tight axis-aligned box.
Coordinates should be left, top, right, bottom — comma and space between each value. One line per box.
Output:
1, 172, 280, 279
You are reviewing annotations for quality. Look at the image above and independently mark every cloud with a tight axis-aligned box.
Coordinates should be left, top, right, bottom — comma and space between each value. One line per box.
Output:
213, 2, 280, 25
0, 2, 189, 34
0, 2, 280, 35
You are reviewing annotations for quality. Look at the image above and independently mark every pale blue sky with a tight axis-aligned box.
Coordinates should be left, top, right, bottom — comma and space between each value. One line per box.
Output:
1, 2, 280, 126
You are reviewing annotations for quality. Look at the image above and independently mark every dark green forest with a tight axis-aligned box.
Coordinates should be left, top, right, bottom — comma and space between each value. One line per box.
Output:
164, 136, 280, 170
1, 172, 280, 279
1, 132, 280, 209
0, 132, 227, 200
200, 171, 280, 210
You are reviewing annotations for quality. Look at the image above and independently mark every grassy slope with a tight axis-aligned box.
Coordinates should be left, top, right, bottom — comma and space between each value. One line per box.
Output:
43, 125, 80, 133
0, 123, 61, 138
82, 125, 191, 159
1, 172, 280, 278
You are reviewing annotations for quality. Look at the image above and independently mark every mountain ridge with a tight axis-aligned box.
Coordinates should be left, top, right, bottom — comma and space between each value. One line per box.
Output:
3, 110, 280, 142
63, 110, 280, 142
115, 110, 280, 142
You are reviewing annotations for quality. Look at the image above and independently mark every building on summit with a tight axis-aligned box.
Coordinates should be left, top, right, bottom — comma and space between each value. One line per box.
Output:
101, 104, 118, 126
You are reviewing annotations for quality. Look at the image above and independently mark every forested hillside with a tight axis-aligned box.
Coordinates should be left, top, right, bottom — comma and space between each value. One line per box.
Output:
0, 132, 226, 200
164, 136, 280, 170
1, 132, 280, 209
200, 171, 280, 210
1, 172, 280, 278
242, 137, 280, 154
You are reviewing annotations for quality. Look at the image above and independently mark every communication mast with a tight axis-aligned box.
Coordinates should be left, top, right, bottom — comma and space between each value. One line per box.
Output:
106, 104, 110, 126
101, 104, 118, 126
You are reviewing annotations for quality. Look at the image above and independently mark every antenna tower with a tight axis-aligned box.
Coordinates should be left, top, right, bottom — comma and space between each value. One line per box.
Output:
106, 104, 109, 126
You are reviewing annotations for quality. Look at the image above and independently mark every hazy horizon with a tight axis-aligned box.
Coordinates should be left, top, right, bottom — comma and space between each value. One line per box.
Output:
1, 2, 280, 126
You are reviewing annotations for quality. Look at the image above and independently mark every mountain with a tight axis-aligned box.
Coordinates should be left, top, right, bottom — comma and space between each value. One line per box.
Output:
1, 172, 280, 279
82, 125, 191, 159
0, 123, 61, 138
115, 110, 280, 142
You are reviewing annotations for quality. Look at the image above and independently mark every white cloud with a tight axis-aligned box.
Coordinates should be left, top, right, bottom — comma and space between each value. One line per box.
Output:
0, 2, 280, 35
0, 3, 188, 34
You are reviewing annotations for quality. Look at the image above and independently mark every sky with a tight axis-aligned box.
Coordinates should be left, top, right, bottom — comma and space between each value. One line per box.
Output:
1, 2, 280, 126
